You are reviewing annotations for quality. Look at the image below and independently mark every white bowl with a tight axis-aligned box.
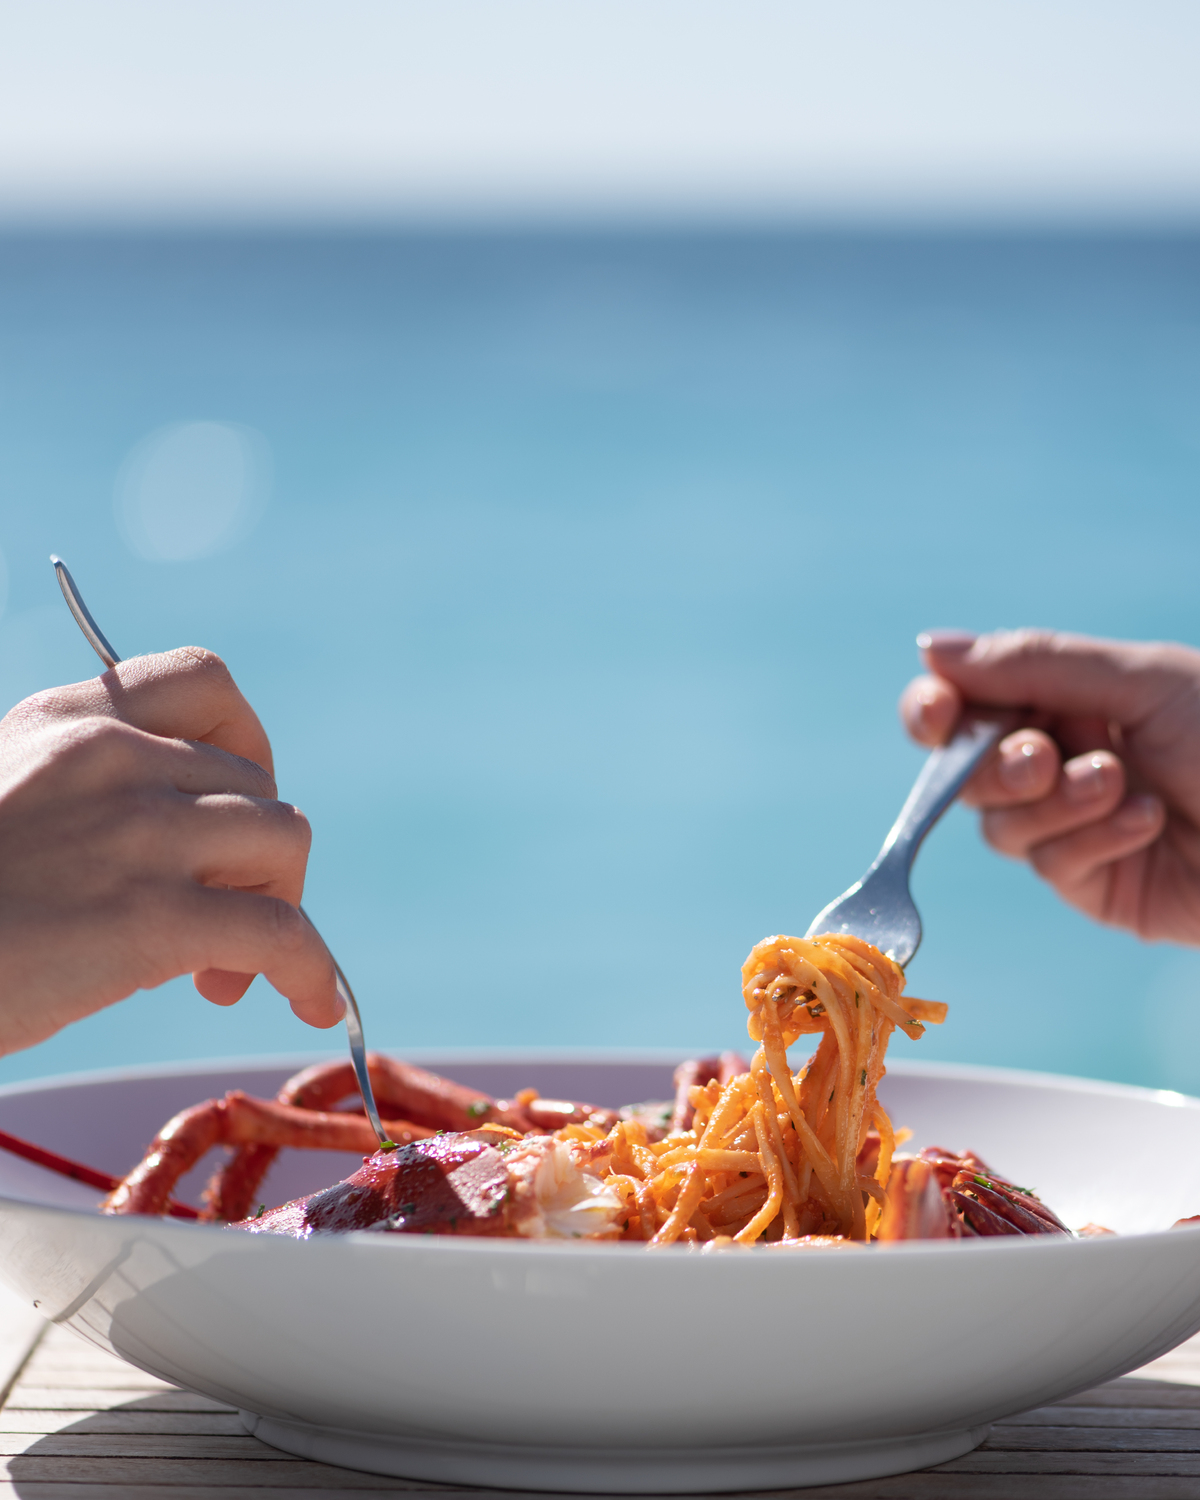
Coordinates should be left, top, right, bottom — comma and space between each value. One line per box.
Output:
2, 1053, 1200, 1493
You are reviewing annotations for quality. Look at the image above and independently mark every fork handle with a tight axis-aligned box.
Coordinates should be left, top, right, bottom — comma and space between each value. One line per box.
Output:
874, 709, 1020, 876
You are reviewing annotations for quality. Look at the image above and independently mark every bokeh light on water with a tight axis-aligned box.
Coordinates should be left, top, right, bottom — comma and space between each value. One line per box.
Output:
0, 230, 1198, 1091
114, 421, 271, 563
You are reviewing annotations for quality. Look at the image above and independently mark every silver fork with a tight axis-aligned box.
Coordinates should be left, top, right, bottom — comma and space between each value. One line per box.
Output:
50, 554, 392, 1147
805, 708, 1018, 966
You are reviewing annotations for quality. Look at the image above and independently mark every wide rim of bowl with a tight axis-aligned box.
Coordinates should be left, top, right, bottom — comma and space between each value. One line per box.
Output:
0, 1046, 697, 1098
3, 1054, 1198, 1260
2, 1048, 1199, 1109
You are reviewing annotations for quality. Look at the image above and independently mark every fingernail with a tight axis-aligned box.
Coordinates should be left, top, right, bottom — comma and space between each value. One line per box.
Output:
1114, 794, 1161, 832
998, 738, 1041, 793
332, 993, 347, 1021
917, 630, 977, 654
1064, 754, 1110, 804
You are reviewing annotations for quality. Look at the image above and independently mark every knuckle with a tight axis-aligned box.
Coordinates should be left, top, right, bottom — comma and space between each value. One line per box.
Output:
282, 804, 313, 853
163, 646, 238, 700
171, 646, 232, 682
74, 715, 133, 746
1153, 642, 1200, 676
52, 716, 145, 776
981, 627, 1059, 667
1142, 642, 1200, 702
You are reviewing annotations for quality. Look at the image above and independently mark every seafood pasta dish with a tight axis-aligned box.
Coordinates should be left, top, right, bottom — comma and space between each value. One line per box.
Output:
57, 928, 1153, 1248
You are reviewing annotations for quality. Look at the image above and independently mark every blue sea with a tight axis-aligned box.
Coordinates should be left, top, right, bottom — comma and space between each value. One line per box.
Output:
1, 229, 1199, 1092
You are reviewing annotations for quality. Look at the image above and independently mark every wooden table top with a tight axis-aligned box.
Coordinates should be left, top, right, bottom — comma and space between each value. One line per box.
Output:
4, 1283, 1200, 1499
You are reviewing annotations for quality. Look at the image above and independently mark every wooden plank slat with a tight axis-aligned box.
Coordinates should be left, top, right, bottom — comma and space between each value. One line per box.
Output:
1000, 1405, 1200, 1430
1052, 1379, 1200, 1409
0, 1433, 280, 1458
17, 1359, 176, 1389
14, 1365, 168, 1385
23, 1343, 166, 1366
795, 1480, 1200, 1498
24, 1347, 172, 1371
13, 1371, 178, 1392
0, 1487, 457, 1499
985, 1424, 1200, 1452
5, 1388, 232, 1411
0, 1456, 429, 1487
0, 1408, 246, 1436
19, 1329, 174, 1376
939, 1450, 1200, 1474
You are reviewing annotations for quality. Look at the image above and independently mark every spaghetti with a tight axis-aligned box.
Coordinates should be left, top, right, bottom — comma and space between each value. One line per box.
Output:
564, 933, 947, 1246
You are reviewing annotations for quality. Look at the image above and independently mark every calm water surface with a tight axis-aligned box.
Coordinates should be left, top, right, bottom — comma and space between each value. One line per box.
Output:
1, 230, 1198, 1091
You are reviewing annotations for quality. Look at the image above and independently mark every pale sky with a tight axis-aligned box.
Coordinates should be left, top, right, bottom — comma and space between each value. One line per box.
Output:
1, 0, 1199, 223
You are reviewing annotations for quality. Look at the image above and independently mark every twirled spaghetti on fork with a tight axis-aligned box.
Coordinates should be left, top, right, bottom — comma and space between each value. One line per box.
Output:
575, 932, 947, 1245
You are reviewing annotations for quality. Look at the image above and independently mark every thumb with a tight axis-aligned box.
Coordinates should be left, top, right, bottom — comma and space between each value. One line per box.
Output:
918, 629, 1194, 728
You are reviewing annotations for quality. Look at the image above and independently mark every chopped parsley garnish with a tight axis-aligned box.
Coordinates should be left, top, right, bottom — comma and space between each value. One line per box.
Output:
466, 1101, 489, 1119
254, 1204, 265, 1219
973, 1173, 1034, 1196
860, 1069, 867, 1086
379, 1139, 398, 1151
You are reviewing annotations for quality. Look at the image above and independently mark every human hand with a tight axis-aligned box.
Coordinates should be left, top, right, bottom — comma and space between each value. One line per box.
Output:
0, 647, 342, 1056
899, 629, 1200, 945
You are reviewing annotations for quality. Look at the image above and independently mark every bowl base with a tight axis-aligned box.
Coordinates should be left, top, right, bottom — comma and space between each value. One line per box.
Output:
242, 1411, 990, 1493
